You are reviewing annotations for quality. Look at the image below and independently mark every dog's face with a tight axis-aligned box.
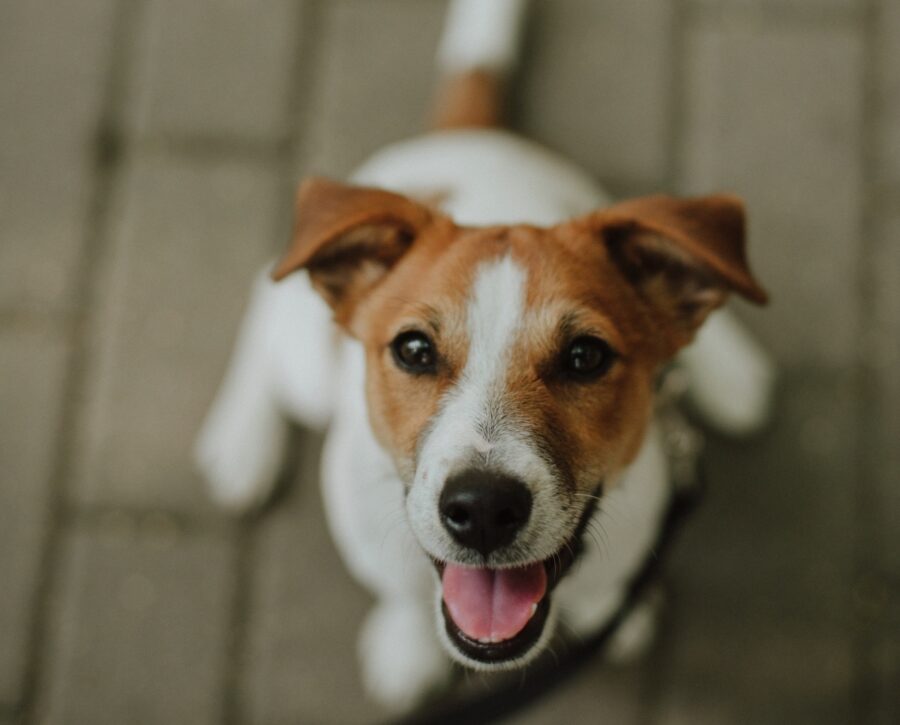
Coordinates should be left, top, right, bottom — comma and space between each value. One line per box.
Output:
274, 178, 766, 669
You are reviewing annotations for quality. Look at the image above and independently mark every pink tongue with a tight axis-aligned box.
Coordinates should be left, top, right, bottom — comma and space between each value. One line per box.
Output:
442, 563, 547, 643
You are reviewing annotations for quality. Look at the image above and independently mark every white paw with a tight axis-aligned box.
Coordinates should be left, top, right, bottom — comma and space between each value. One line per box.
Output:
358, 599, 452, 713
194, 390, 287, 512
680, 308, 776, 436
606, 590, 663, 664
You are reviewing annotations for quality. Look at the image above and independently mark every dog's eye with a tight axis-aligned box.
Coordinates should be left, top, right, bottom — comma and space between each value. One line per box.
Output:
562, 336, 616, 380
391, 331, 437, 374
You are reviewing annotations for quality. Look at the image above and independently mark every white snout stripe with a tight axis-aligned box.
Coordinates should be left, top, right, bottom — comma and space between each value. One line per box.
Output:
407, 255, 572, 567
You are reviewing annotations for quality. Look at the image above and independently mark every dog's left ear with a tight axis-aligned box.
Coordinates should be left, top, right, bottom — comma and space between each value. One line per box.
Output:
272, 177, 437, 325
583, 194, 768, 350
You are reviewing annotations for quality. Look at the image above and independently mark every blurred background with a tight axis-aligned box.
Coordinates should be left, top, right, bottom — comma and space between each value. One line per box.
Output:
1, 0, 898, 723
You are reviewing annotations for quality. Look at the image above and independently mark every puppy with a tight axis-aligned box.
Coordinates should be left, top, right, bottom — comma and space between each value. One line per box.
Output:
196, 0, 774, 711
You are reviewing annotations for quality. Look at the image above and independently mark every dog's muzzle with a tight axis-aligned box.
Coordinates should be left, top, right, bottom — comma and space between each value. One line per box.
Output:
431, 470, 598, 666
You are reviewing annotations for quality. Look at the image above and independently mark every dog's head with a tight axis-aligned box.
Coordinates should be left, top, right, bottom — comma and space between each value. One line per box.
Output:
274, 177, 767, 668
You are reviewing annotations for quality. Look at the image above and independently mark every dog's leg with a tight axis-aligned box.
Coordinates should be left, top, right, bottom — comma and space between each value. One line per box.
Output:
605, 583, 666, 663
318, 388, 452, 711
195, 269, 336, 510
358, 595, 452, 712
678, 308, 776, 435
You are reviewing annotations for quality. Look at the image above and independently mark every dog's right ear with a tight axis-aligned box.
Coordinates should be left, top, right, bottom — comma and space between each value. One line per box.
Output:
272, 177, 436, 325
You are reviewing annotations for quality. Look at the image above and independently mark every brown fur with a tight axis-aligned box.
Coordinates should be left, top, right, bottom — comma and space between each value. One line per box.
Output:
431, 69, 505, 130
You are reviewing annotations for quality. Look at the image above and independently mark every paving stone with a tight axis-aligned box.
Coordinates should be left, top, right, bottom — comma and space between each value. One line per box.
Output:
653, 371, 857, 723
39, 519, 234, 725
0, 326, 69, 706
654, 608, 854, 725
687, 0, 862, 17
0, 0, 118, 313
518, 0, 675, 189
303, 0, 449, 178
870, 210, 900, 575
125, 0, 303, 142
870, 634, 900, 725
677, 371, 856, 623
876, 0, 900, 181
680, 18, 864, 369
71, 152, 281, 512
505, 661, 647, 725
242, 433, 379, 725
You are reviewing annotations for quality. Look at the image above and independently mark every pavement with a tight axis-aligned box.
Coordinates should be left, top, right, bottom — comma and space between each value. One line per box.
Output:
1, 1, 898, 723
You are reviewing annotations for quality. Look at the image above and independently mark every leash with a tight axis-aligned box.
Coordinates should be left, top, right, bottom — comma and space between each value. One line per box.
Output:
394, 368, 706, 725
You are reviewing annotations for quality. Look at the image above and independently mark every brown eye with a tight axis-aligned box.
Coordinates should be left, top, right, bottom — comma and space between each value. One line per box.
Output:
391, 331, 437, 374
563, 336, 616, 380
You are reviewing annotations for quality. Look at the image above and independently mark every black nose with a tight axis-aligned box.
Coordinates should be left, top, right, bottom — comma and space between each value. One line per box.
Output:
439, 471, 532, 557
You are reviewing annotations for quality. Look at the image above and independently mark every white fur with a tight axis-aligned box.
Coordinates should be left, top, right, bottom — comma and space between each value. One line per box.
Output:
359, 596, 452, 712
408, 256, 573, 570
555, 424, 670, 637
437, 0, 529, 75
680, 307, 775, 435
353, 129, 610, 226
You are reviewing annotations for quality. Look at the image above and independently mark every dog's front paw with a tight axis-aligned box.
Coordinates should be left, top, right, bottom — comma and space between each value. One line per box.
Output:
358, 599, 452, 713
194, 390, 287, 512
606, 585, 665, 664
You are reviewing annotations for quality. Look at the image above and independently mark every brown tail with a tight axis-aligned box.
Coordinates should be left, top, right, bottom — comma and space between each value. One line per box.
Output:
429, 0, 528, 130
431, 69, 507, 130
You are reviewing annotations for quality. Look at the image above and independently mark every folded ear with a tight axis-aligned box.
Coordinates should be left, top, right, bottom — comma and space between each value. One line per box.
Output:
272, 177, 436, 325
586, 194, 767, 350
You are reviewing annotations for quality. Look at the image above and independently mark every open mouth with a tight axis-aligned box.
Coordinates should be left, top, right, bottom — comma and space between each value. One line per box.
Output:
432, 542, 582, 665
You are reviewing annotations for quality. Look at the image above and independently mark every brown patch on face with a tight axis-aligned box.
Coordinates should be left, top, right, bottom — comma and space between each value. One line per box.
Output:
481, 227, 659, 494
355, 227, 513, 473
354, 222, 661, 491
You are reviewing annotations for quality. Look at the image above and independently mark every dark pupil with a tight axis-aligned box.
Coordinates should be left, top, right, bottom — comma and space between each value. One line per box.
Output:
568, 337, 607, 374
397, 333, 433, 370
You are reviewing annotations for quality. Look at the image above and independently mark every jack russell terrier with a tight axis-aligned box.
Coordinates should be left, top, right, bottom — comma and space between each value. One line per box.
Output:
196, 0, 774, 711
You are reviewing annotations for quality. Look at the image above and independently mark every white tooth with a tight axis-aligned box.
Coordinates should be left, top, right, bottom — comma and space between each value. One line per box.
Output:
477, 636, 492, 644
529, 603, 538, 618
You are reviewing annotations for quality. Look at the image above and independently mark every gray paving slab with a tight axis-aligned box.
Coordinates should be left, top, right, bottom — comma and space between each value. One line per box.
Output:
870, 634, 900, 725
503, 662, 648, 725
71, 151, 281, 512
39, 519, 234, 725
518, 0, 675, 189
125, 0, 303, 143
679, 17, 864, 369
687, 0, 862, 16
0, 326, 69, 706
653, 371, 858, 724
303, 0, 449, 178
876, 0, 900, 181
870, 210, 900, 573
677, 371, 857, 623
0, 0, 118, 313
242, 433, 381, 725
654, 610, 854, 725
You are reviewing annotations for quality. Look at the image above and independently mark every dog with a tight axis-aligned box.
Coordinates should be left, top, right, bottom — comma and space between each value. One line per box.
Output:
196, 0, 774, 711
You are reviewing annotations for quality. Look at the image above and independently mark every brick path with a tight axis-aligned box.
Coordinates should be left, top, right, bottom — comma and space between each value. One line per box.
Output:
1, 1, 898, 723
